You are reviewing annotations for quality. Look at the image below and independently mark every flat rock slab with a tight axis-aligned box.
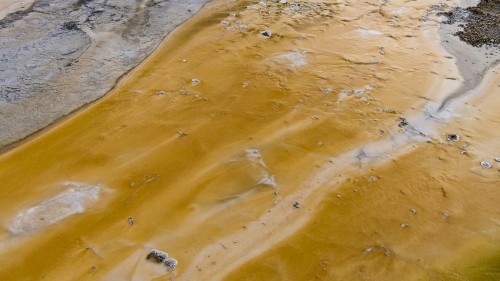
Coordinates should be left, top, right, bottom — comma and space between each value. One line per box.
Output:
0, 0, 207, 148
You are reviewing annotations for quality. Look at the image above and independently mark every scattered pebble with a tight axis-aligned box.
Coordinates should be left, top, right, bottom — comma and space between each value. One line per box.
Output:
364, 247, 375, 253
401, 223, 409, 228
410, 209, 417, 214
261, 30, 272, 37
398, 116, 409, 127
446, 133, 460, 142
322, 87, 333, 94
128, 217, 134, 225
443, 213, 449, 219
130, 182, 135, 187
480, 161, 492, 169
164, 258, 178, 268
147, 249, 168, 263
369, 176, 376, 182
495, 158, 500, 162
220, 21, 230, 26
293, 201, 301, 208
192, 78, 201, 85
156, 91, 166, 95
279, 0, 287, 4
336, 194, 342, 198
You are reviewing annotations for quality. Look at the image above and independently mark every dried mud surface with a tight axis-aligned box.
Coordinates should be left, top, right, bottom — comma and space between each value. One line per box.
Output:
0, 0, 36, 20
0, 0, 499, 281
0, 0, 208, 149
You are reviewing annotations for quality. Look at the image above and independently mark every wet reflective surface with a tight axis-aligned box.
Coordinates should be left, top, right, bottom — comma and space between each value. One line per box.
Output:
0, 0, 499, 280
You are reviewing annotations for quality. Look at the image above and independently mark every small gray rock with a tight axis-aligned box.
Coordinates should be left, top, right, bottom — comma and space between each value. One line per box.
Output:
164, 257, 178, 267
446, 133, 460, 142
480, 161, 492, 169
191, 78, 201, 85
261, 30, 272, 37
147, 249, 168, 263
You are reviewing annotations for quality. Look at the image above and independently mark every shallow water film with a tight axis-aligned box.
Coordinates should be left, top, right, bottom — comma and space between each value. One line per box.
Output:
0, 0, 499, 280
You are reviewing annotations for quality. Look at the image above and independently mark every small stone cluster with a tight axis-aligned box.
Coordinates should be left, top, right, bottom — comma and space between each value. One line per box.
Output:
147, 249, 178, 270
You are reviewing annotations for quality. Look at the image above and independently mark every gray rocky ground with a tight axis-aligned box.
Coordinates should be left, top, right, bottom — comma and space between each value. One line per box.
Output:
437, 0, 499, 111
0, 0, 207, 149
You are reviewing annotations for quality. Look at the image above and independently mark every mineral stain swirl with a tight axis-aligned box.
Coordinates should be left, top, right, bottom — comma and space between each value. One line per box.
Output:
0, 0, 499, 281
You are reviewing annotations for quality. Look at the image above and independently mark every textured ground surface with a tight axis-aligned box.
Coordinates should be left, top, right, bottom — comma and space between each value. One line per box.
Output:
0, 0, 207, 149
440, 0, 500, 47
0, 0, 499, 281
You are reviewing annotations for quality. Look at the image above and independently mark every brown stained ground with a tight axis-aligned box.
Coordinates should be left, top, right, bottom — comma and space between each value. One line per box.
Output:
0, 0, 499, 280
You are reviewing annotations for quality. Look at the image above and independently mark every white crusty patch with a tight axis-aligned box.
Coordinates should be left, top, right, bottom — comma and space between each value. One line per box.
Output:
356, 28, 383, 35
273, 51, 308, 69
8, 182, 102, 235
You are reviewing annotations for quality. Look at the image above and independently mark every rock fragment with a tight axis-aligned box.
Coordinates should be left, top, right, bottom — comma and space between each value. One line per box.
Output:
293, 201, 301, 208
191, 78, 201, 86
398, 117, 409, 128
261, 30, 272, 37
480, 161, 492, 169
446, 133, 460, 141
164, 258, 178, 268
147, 249, 168, 263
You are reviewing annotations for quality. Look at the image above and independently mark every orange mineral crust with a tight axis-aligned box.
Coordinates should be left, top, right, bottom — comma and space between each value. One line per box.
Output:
0, 1, 498, 280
